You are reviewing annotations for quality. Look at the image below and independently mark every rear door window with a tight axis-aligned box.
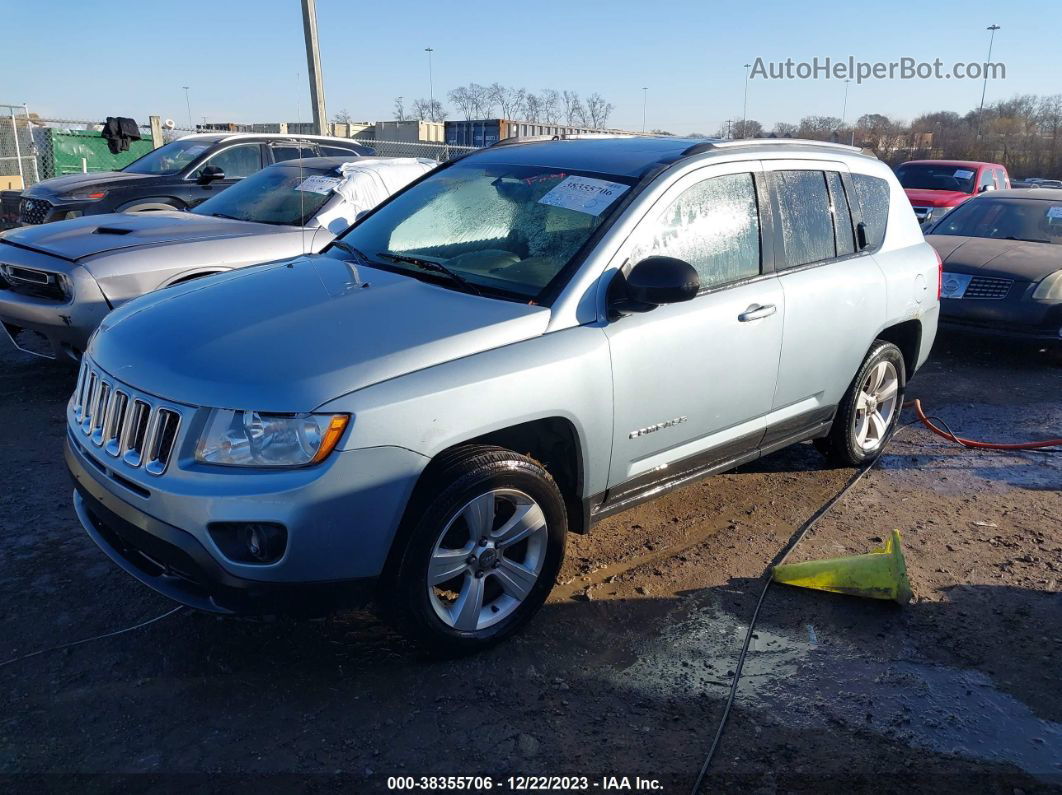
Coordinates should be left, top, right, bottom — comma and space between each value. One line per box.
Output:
320, 145, 362, 157
772, 170, 835, 268
848, 173, 891, 250
271, 144, 318, 163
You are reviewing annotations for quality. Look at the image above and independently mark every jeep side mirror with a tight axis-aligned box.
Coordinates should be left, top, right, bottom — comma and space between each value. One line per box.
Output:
197, 165, 225, 185
978, 183, 995, 193
609, 256, 699, 317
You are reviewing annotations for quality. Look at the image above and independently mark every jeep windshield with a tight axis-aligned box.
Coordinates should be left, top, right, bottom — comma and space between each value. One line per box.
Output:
327, 162, 635, 301
122, 139, 213, 175
192, 164, 337, 226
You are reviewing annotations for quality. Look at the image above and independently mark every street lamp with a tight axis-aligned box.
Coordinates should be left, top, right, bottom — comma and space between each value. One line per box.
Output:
976, 24, 1001, 140
741, 63, 751, 138
182, 86, 192, 130
641, 87, 648, 133
424, 47, 435, 122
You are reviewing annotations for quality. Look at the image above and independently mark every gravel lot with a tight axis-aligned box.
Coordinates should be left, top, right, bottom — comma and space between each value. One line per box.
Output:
1, 331, 1060, 793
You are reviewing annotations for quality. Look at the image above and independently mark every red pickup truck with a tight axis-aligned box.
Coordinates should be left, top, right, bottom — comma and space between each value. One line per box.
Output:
896, 159, 1010, 226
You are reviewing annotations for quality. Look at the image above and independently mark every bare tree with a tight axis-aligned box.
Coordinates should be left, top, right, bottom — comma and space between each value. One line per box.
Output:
772, 121, 797, 137
732, 119, 763, 139
562, 91, 586, 126
524, 92, 542, 123
393, 97, 408, 122
489, 83, 526, 120
585, 93, 614, 128
448, 86, 475, 120
411, 98, 447, 122
331, 108, 353, 124
469, 83, 494, 118
540, 89, 560, 124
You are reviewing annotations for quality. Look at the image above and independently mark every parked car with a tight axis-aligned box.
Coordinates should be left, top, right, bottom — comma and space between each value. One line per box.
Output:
896, 159, 1010, 226
16, 133, 375, 225
925, 188, 1062, 342
1037, 179, 1062, 189
0, 157, 436, 361
65, 137, 939, 653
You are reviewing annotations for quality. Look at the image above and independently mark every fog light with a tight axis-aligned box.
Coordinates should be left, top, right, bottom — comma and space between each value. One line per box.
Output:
208, 521, 287, 564
64, 210, 83, 219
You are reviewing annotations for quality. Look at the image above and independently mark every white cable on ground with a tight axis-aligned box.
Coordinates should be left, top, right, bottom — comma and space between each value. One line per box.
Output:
0, 605, 184, 669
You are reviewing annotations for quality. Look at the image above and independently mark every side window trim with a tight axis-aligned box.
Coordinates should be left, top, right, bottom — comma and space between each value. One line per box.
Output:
826, 170, 857, 256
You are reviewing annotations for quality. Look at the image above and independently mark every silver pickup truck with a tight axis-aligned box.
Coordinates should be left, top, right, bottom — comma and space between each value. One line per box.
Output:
64, 136, 940, 654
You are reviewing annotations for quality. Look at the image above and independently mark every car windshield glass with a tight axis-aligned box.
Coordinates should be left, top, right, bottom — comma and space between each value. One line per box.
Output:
192, 165, 338, 226
328, 162, 634, 300
930, 198, 1062, 244
896, 164, 977, 193
122, 139, 214, 175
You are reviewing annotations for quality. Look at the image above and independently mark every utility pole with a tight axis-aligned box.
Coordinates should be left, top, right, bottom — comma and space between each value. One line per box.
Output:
641, 87, 648, 133
425, 48, 435, 122
741, 63, 751, 138
181, 86, 192, 130
301, 0, 328, 135
841, 79, 850, 127
976, 24, 1000, 141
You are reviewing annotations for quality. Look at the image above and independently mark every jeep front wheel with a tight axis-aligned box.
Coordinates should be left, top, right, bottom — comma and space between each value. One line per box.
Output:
387, 446, 566, 655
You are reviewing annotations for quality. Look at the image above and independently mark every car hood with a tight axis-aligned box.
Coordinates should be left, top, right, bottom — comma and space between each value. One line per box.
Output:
903, 188, 974, 207
927, 235, 1061, 282
22, 170, 155, 198
90, 254, 551, 411
2, 211, 284, 262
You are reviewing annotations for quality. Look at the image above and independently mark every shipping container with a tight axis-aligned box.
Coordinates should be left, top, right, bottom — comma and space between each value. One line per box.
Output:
445, 119, 634, 148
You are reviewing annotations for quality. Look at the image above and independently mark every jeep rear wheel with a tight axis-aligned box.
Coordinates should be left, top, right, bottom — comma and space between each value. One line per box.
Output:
816, 341, 905, 466
386, 445, 566, 655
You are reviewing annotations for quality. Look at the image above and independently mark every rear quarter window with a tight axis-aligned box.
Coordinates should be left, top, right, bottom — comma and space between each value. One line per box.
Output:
849, 173, 891, 251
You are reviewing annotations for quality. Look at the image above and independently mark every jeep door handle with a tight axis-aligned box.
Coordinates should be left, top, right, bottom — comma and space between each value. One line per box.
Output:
738, 303, 777, 322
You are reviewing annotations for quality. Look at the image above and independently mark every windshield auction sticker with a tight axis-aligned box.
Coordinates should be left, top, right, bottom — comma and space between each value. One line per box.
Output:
538, 176, 629, 216
295, 175, 343, 195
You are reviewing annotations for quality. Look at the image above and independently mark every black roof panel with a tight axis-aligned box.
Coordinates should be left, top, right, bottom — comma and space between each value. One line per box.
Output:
462, 137, 710, 178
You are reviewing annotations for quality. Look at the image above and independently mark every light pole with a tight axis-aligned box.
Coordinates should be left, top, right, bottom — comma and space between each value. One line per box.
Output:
641, 87, 648, 133
841, 79, 850, 127
182, 86, 192, 130
741, 63, 751, 138
976, 24, 1001, 140
425, 47, 435, 122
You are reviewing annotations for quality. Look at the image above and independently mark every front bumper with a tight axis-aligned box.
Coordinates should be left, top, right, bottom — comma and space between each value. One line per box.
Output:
940, 293, 1062, 343
0, 265, 110, 360
65, 429, 426, 614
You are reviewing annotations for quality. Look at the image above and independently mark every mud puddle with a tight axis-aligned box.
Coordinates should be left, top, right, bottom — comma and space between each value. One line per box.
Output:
613, 595, 1062, 778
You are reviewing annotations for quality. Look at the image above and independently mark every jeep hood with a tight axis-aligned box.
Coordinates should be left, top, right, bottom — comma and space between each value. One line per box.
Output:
903, 188, 972, 207
23, 170, 154, 197
3, 211, 285, 262
90, 254, 551, 411
927, 235, 1061, 282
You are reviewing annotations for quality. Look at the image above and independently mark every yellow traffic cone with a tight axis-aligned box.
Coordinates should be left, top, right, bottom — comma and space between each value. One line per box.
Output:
772, 530, 912, 604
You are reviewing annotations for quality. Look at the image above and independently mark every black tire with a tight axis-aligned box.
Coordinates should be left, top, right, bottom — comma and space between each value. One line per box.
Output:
816, 340, 906, 466
385, 445, 567, 656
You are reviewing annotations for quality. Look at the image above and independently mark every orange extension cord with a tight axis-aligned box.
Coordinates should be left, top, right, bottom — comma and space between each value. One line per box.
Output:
906, 398, 1062, 450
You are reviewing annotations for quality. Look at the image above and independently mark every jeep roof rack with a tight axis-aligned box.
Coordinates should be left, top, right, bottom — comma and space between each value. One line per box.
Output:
491, 132, 637, 148
681, 138, 874, 158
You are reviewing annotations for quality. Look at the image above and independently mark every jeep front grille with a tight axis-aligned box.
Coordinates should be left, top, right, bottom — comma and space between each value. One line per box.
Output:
73, 359, 182, 476
18, 198, 52, 225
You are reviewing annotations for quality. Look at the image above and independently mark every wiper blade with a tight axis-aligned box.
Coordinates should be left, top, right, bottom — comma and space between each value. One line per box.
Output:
330, 240, 376, 265
377, 251, 483, 296
209, 212, 242, 221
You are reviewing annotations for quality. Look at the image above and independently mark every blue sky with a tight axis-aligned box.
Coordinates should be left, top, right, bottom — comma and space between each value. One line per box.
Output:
6, 0, 1059, 135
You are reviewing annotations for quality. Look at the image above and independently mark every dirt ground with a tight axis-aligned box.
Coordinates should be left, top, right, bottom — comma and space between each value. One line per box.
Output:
1, 330, 1060, 794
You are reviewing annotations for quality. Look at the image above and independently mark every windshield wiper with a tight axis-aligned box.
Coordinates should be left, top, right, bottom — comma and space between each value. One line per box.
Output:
330, 240, 377, 265
209, 212, 243, 221
377, 251, 483, 296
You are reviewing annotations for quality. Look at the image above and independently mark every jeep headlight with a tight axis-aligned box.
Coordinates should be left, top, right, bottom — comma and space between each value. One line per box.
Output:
60, 189, 108, 201
1032, 270, 1062, 301
195, 410, 349, 467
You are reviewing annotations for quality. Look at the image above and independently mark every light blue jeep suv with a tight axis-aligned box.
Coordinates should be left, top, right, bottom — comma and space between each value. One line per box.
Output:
65, 136, 940, 653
